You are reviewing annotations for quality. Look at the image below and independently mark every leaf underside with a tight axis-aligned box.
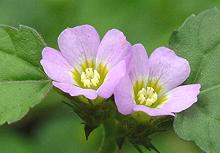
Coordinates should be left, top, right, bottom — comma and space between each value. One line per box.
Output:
0, 25, 52, 125
169, 8, 220, 153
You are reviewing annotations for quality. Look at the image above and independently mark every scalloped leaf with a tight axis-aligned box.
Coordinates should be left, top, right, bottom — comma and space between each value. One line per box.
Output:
0, 25, 52, 125
169, 8, 220, 153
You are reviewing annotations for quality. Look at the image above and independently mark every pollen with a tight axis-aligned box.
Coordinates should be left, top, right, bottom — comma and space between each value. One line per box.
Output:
81, 68, 100, 88
137, 87, 158, 106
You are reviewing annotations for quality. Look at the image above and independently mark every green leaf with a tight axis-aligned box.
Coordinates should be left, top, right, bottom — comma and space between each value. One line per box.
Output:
0, 25, 52, 125
169, 8, 220, 153
98, 119, 117, 153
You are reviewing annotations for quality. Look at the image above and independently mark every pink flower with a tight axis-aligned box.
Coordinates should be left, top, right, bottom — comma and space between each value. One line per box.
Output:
114, 44, 201, 116
41, 25, 130, 100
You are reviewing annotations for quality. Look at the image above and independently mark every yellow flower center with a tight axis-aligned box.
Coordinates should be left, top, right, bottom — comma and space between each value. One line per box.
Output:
71, 59, 108, 90
137, 87, 158, 106
80, 68, 100, 88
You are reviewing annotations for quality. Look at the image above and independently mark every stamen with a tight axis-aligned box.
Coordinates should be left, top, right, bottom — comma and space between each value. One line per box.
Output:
137, 87, 158, 106
80, 68, 100, 88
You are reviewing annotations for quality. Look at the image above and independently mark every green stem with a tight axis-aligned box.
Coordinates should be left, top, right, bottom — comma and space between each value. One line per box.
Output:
98, 119, 117, 153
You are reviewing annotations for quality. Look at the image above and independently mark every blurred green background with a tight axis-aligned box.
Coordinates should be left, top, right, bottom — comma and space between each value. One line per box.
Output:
1, 0, 219, 152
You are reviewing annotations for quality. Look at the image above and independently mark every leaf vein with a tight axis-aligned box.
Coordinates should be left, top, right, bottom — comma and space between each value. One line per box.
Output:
0, 28, 41, 69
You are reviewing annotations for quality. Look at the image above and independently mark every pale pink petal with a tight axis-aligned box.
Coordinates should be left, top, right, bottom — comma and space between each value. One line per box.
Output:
98, 60, 126, 98
133, 105, 175, 116
114, 74, 135, 115
129, 44, 149, 83
96, 29, 130, 68
53, 82, 97, 100
58, 25, 100, 66
40, 47, 73, 84
149, 47, 190, 92
160, 84, 201, 113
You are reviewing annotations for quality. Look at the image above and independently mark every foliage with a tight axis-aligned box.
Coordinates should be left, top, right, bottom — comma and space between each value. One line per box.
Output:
170, 8, 220, 153
0, 25, 52, 125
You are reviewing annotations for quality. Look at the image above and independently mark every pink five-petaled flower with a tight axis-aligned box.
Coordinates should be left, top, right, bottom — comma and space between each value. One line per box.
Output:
41, 25, 130, 100
114, 44, 201, 116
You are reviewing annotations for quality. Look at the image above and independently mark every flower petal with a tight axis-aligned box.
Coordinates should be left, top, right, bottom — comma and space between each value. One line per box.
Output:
129, 44, 149, 83
58, 25, 100, 66
40, 47, 73, 83
114, 74, 135, 115
133, 105, 175, 116
53, 82, 97, 99
149, 47, 190, 92
97, 60, 126, 99
96, 29, 130, 68
161, 84, 201, 113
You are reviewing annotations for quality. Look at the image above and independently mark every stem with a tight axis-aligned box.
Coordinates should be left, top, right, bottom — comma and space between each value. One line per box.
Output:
98, 119, 117, 153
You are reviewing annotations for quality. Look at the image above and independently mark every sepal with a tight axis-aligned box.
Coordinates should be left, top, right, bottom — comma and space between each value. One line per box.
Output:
84, 123, 98, 140
64, 96, 115, 140
116, 111, 172, 152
